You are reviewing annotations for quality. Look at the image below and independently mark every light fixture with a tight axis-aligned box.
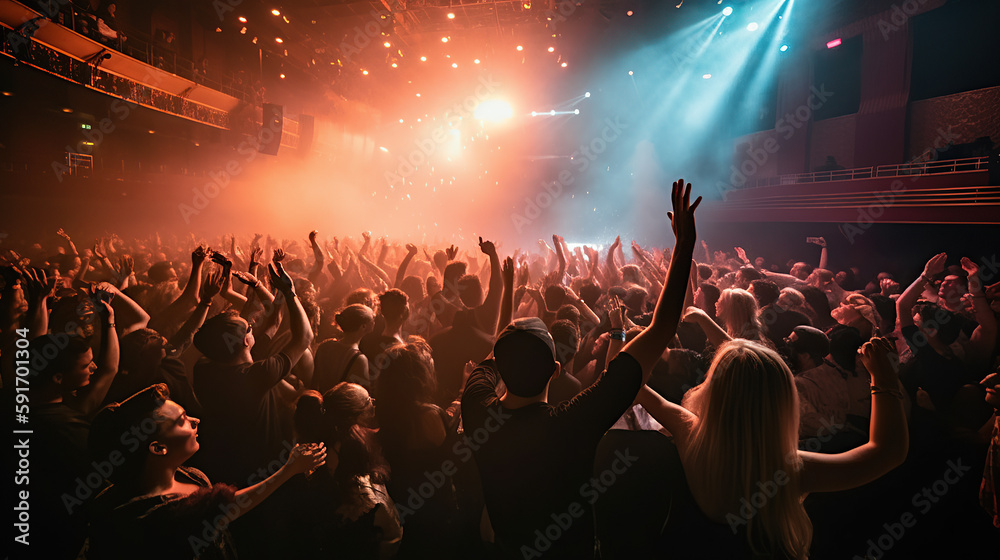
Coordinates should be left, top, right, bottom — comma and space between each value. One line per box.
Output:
451, 62, 458, 68
362, 69, 369, 75
627, 10, 634, 16
238, 16, 247, 23
746, 22, 759, 31
271, 9, 280, 16
826, 38, 842, 49
442, 37, 449, 43
420, 56, 427, 61
561, 62, 567, 67
280, 73, 285, 79
547, 46, 555, 52
391, 62, 398, 68
702, 73, 712, 79
275, 37, 283, 43
447, 12, 455, 19
384, 41, 391, 47
474, 58, 480, 64
516, 45, 523, 51
722, 6, 733, 16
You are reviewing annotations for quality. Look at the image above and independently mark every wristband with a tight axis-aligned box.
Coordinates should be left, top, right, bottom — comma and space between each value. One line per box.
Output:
104, 322, 115, 329
609, 329, 626, 342
870, 385, 904, 400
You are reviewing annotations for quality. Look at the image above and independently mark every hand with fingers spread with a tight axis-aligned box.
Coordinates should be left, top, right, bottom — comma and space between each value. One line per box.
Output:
285, 443, 327, 475
961, 257, 983, 293
249, 246, 263, 271
200, 270, 225, 305
272, 248, 286, 263
22, 267, 54, 304
445, 244, 459, 261
608, 295, 625, 330
879, 277, 900, 297
666, 178, 702, 243
501, 257, 514, 287
210, 250, 233, 271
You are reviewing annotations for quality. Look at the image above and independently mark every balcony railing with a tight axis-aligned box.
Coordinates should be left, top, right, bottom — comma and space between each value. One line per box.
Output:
748, 156, 990, 188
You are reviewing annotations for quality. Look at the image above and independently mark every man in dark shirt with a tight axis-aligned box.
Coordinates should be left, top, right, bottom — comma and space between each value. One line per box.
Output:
191, 262, 313, 485
462, 179, 701, 558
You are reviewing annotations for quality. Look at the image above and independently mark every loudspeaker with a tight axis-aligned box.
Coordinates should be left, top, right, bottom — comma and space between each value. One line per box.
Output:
298, 114, 314, 155
258, 103, 283, 155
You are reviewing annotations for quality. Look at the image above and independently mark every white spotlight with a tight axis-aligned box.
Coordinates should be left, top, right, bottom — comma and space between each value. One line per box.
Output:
584, 92, 591, 98
702, 73, 712, 79
722, 7, 733, 16
474, 99, 513, 122
747, 22, 759, 31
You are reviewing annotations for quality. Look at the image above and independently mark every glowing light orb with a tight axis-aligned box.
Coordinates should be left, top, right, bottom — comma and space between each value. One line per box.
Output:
474, 100, 514, 122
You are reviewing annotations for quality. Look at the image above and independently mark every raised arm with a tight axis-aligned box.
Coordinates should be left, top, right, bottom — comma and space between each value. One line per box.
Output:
395, 243, 418, 289
808, 236, 829, 271
93, 281, 150, 335
620, 179, 701, 382
962, 257, 998, 361
232, 443, 326, 519
148, 246, 207, 335
168, 270, 223, 354
799, 337, 908, 493
897, 252, 946, 328
497, 257, 515, 335
270, 262, 314, 366
307, 230, 325, 287
681, 306, 731, 347
606, 236, 622, 285
553, 234, 567, 280
74, 293, 120, 417
475, 237, 503, 334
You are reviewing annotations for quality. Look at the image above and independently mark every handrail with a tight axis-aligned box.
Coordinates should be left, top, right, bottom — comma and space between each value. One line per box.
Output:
747, 156, 989, 188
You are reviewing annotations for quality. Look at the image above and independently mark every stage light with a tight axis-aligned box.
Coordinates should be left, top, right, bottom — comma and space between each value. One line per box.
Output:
550, 110, 556, 115
279, 73, 285, 79
561, 62, 567, 67
442, 37, 449, 43
384, 41, 391, 47
516, 45, 523, 51
148, 130, 155, 134
548, 46, 555, 52
416, 93, 421, 97
585, 92, 591, 97
702, 73, 712, 79
826, 38, 842, 49
780, 44, 789, 52
420, 56, 427, 61
474, 99, 513, 122
574, 109, 580, 114
722, 6, 733, 16
628, 70, 633, 76
531, 111, 537, 116
240, 27, 247, 34
271, 9, 280, 16
447, 12, 455, 19
215, 27, 222, 32
627, 10, 633, 16
452, 62, 458, 68
283, 16, 289, 23
399, 119, 404, 123
362, 69, 369, 75
62, 108, 73, 113
238, 16, 247, 23
379, 146, 389, 152
523, 2, 531, 9
252, 37, 257, 44
275, 37, 283, 43
391, 62, 398, 68
474, 59, 481, 64
746, 22, 758, 31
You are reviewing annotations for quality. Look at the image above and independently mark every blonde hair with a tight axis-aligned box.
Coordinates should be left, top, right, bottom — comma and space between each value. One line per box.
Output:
683, 339, 812, 559
717, 288, 768, 344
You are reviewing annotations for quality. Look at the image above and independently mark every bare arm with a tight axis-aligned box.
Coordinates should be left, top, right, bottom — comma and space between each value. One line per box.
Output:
606, 236, 622, 285
232, 444, 326, 519
636, 385, 697, 446
962, 257, 998, 361
553, 234, 567, 280
475, 238, 503, 334
620, 180, 701, 382
74, 299, 120, 417
270, 262, 315, 366
94, 282, 150, 335
799, 337, 908, 494
497, 257, 514, 335
395, 244, 418, 289
897, 253, 946, 329
681, 306, 730, 347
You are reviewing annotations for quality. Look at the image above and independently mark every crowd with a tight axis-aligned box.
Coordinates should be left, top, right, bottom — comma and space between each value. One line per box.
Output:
2, 180, 999, 559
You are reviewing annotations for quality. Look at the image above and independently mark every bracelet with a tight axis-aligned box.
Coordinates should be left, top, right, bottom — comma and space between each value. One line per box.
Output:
609, 329, 626, 342
870, 385, 904, 400
104, 322, 115, 329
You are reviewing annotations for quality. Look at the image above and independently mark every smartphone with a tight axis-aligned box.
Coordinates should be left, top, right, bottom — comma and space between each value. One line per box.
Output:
806, 237, 822, 244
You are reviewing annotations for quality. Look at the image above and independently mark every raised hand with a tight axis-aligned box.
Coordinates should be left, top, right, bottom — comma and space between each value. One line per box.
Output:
405, 243, 418, 256
210, 250, 233, 270
268, 262, 294, 295
232, 270, 259, 287
681, 306, 707, 323
961, 257, 982, 292
609, 295, 625, 330
21, 267, 54, 304
249, 246, 263, 269
501, 257, 514, 286
922, 252, 947, 279
445, 244, 459, 260
285, 443, 327, 475
309, 230, 319, 244
858, 336, 899, 387
192, 245, 208, 266
56, 228, 71, 240
880, 277, 900, 296
200, 270, 225, 304
735, 246, 749, 264
273, 248, 286, 263
479, 237, 497, 256
666, 179, 702, 242
807, 236, 827, 248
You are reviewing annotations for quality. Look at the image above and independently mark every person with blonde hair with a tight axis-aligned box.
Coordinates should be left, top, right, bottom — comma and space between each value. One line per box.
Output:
682, 288, 773, 350
637, 337, 908, 558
